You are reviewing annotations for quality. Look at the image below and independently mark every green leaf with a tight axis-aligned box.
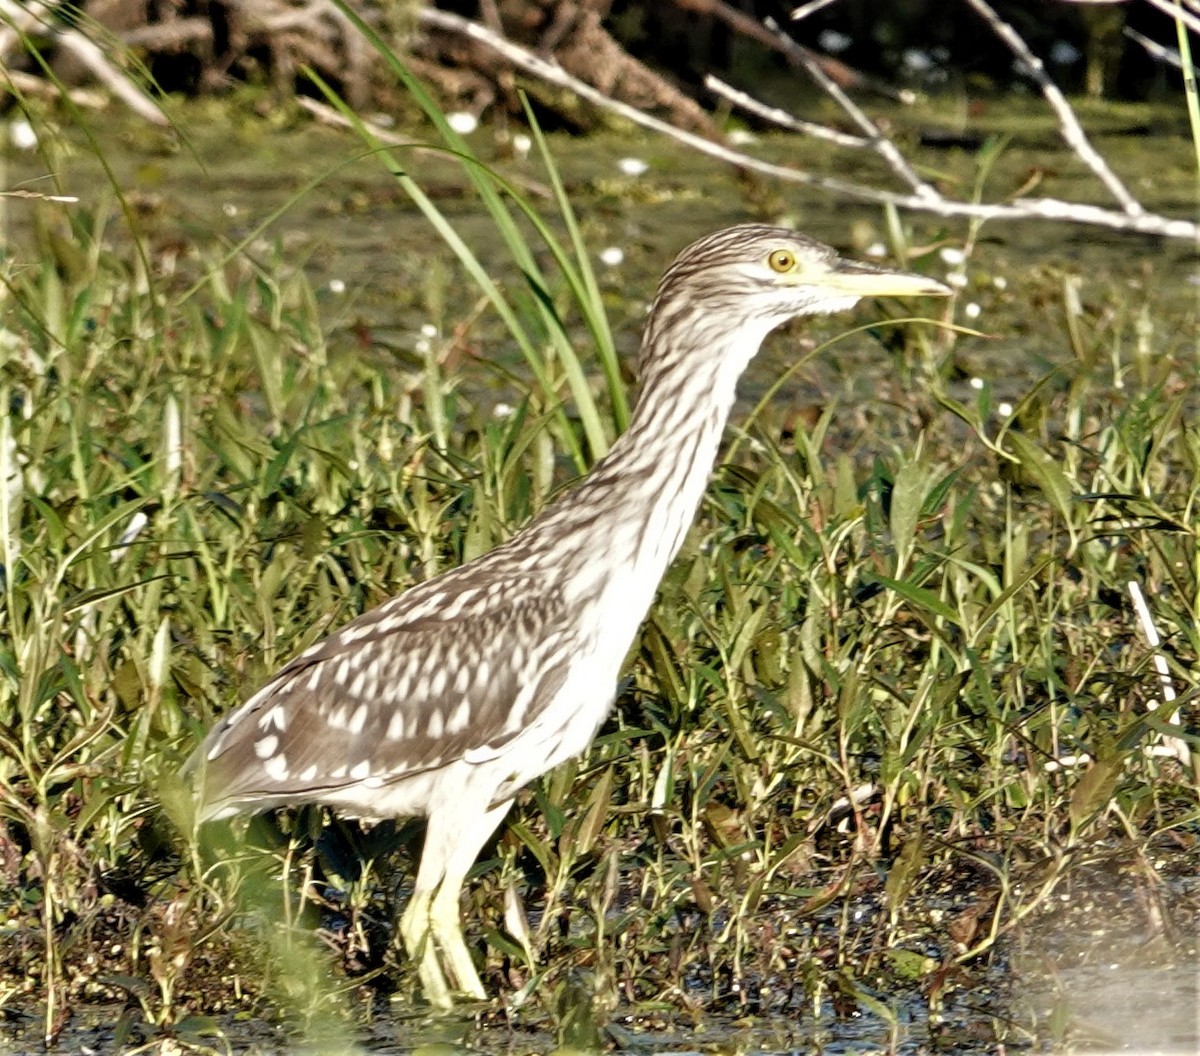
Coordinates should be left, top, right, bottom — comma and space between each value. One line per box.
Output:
1069, 756, 1122, 833
864, 571, 962, 626
889, 455, 927, 573
1004, 431, 1077, 543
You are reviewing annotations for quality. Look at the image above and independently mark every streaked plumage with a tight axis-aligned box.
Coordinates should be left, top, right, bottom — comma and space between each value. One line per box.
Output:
188, 225, 948, 1008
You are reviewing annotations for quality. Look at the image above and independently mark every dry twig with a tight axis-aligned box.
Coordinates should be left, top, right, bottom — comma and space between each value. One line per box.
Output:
420, 6, 1197, 241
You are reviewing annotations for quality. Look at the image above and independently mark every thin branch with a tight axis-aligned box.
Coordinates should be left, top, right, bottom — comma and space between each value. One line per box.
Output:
1, 67, 108, 110
790, 0, 842, 19
419, 7, 1198, 241
963, 0, 1143, 216
761, 15, 937, 200
0, 0, 168, 126
704, 75, 868, 147
1127, 581, 1192, 769
674, 0, 915, 104
1123, 26, 1192, 72
0, 0, 47, 60
120, 18, 215, 52
1143, 0, 1200, 37
53, 25, 169, 126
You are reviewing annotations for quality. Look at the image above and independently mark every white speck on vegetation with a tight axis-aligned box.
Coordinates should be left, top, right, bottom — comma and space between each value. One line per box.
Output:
726, 129, 757, 146
421, 323, 438, 338
163, 394, 182, 481
865, 242, 887, 258
149, 617, 171, 690
9, 119, 37, 151
447, 112, 478, 135
599, 246, 624, 267
512, 133, 532, 157
964, 302, 981, 320
997, 401, 1014, 417
222, 202, 237, 218
2, 417, 21, 513
493, 403, 514, 419
993, 275, 1008, 290
328, 278, 346, 294
617, 157, 648, 176
969, 377, 984, 391
939, 247, 966, 266
945, 270, 968, 289
112, 511, 149, 563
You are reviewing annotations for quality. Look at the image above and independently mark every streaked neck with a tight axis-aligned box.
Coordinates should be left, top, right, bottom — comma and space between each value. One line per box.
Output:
537, 306, 770, 602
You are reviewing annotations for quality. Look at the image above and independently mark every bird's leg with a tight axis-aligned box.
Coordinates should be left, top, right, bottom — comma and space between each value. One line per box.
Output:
425, 798, 513, 1000
399, 878, 453, 1010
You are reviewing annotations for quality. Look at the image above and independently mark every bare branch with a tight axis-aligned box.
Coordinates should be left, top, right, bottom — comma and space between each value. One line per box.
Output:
760, 15, 937, 200
0, 0, 168, 126
53, 25, 169, 126
1142, 0, 1200, 37
417, 7, 1198, 241
0, 0, 48, 61
963, 0, 1143, 216
790, 0, 842, 19
704, 75, 869, 147
120, 19, 214, 54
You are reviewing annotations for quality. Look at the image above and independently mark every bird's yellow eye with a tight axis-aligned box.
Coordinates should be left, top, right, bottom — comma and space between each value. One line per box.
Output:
768, 248, 796, 273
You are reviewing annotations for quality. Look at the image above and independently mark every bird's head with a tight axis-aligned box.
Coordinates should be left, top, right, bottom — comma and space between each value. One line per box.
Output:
641, 224, 950, 381
657, 224, 949, 323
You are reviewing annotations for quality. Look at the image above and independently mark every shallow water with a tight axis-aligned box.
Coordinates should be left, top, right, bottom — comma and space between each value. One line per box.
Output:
9, 864, 1192, 1054
1, 98, 1195, 411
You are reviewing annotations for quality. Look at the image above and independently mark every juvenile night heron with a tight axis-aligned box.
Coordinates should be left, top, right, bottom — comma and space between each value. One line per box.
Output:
189, 225, 948, 1008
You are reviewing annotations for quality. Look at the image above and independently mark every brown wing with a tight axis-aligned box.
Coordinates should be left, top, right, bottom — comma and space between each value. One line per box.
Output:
191, 569, 572, 819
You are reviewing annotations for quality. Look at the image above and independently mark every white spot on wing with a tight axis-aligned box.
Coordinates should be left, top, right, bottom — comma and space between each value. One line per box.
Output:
348, 703, 368, 735
446, 699, 471, 735
254, 735, 279, 759
463, 743, 503, 764
350, 760, 371, 780
387, 711, 405, 740
264, 754, 290, 782
428, 709, 444, 740
431, 669, 447, 698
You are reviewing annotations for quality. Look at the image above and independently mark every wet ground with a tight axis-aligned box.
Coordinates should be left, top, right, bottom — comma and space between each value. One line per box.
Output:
3, 855, 1194, 1054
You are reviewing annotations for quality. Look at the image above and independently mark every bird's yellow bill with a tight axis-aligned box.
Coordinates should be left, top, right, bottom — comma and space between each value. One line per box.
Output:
819, 258, 951, 299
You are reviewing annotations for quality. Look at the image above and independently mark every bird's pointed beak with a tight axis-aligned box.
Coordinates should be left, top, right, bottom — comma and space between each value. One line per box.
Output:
822, 257, 952, 299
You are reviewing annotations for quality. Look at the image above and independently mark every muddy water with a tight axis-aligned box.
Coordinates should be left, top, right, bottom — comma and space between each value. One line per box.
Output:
1, 99, 1195, 414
